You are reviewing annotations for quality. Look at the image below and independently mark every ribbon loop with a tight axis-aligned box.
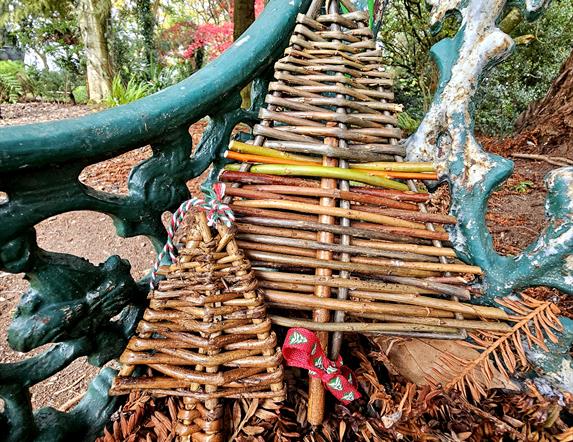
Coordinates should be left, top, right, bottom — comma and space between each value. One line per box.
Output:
282, 328, 361, 404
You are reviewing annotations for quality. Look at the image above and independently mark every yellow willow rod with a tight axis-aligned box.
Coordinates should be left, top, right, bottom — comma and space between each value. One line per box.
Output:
223, 164, 409, 191
229, 140, 321, 163
229, 140, 436, 172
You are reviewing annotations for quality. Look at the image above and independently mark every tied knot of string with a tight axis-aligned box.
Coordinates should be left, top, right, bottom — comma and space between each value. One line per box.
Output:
150, 182, 234, 289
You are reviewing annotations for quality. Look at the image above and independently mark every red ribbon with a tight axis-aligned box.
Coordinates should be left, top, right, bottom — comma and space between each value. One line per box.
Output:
282, 328, 361, 404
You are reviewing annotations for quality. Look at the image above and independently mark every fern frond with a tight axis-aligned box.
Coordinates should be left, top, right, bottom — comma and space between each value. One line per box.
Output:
427, 294, 562, 402
0, 71, 23, 103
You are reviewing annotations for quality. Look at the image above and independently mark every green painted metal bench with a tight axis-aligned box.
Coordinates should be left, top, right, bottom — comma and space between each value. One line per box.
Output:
0, 0, 571, 440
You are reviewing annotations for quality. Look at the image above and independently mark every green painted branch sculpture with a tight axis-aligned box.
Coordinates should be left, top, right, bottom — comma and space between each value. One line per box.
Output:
406, 0, 572, 298
405, 0, 573, 389
0, 1, 310, 440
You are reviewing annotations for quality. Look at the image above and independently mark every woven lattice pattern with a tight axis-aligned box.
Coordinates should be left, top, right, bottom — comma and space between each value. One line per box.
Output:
222, 9, 485, 341
111, 211, 284, 440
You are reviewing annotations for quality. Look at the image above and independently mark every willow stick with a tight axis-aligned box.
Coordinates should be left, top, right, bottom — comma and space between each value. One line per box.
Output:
230, 140, 436, 173
230, 140, 321, 163
349, 290, 506, 319
350, 186, 429, 202
264, 291, 510, 331
238, 240, 317, 258
262, 139, 402, 161
225, 187, 315, 204
225, 158, 438, 180
244, 250, 439, 278
308, 123, 338, 426
224, 163, 409, 190
259, 280, 316, 292
232, 199, 426, 229
349, 238, 457, 258
237, 216, 434, 244
236, 222, 317, 241
350, 161, 435, 172
254, 270, 443, 296
353, 170, 438, 180
353, 312, 510, 332
225, 151, 315, 166
270, 316, 459, 334
351, 222, 449, 241
255, 270, 442, 299
263, 290, 455, 318
236, 184, 418, 210
221, 170, 319, 187
236, 234, 439, 262
348, 203, 456, 224
349, 256, 482, 275
231, 205, 313, 222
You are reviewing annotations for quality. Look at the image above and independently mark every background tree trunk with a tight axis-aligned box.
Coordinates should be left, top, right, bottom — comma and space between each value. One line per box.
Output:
233, 0, 255, 41
78, 0, 113, 102
515, 49, 573, 156
233, 0, 255, 108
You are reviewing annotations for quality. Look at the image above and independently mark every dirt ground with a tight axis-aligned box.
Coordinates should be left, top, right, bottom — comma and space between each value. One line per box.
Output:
0, 103, 571, 414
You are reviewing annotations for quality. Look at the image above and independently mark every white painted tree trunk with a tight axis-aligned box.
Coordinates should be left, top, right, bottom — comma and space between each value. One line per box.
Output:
78, 0, 113, 102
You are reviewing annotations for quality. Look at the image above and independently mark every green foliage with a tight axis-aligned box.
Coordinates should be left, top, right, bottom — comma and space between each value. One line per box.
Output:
26, 66, 76, 102
72, 85, 88, 104
378, 0, 459, 118
474, 1, 573, 135
0, 61, 28, 102
397, 111, 420, 135
104, 75, 153, 107
376, 0, 572, 137
0, 70, 22, 102
513, 180, 534, 193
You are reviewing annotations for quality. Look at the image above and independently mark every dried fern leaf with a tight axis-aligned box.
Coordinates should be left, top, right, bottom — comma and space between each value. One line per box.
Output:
428, 295, 562, 401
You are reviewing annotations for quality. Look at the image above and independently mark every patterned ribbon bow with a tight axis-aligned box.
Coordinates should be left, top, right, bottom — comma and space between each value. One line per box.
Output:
282, 328, 361, 405
150, 182, 235, 288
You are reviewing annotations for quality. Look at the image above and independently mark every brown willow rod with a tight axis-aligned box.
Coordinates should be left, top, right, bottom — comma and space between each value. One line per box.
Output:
235, 222, 456, 257
263, 291, 510, 332
221, 170, 320, 187
225, 186, 317, 204
228, 183, 418, 211
262, 136, 403, 161
237, 216, 429, 246
233, 205, 451, 241
306, 121, 339, 425
254, 270, 456, 296
244, 249, 439, 278
263, 290, 455, 317
238, 239, 435, 262
261, 286, 506, 319
348, 256, 482, 275
232, 199, 426, 229
236, 234, 439, 262
349, 290, 505, 318
270, 315, 459, 334
350, 186, 429, 202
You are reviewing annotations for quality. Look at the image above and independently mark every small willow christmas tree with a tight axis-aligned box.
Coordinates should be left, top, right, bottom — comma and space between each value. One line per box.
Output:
111, 199, 284, 441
